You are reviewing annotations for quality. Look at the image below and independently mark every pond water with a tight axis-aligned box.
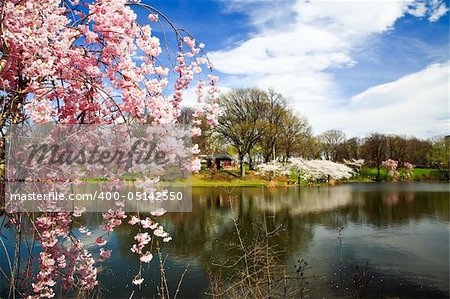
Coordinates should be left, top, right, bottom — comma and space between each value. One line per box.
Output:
1, 182, 449, 298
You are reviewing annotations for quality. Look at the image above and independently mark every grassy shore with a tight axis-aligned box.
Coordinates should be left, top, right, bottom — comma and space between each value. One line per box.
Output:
183, 167, 445, 187
359, 167, 443, 181
86, 168, 445, 187
180, 171, 270, 187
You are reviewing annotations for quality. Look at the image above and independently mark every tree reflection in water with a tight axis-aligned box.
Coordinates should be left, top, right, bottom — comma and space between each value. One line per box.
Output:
1, 183, 448, 298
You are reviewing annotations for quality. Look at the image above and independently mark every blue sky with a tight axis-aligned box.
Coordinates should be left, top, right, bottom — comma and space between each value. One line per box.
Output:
141, 0, 449, 138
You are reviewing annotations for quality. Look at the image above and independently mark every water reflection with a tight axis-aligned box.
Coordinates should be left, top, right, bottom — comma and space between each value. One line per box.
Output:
109, 183, 449, 298
252, 185, 354, 214
167, 183, 449, 298
0, 183, 448, 298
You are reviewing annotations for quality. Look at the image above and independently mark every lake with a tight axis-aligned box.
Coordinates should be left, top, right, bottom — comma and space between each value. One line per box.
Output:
1, 182, 449, 298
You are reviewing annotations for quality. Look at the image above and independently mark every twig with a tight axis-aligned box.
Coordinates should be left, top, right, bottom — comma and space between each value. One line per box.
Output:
173, 264, 189, 299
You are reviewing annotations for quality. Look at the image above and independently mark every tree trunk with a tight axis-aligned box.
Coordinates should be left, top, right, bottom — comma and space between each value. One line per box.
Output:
272, 143, 276, 161
240, 159, 245, 178
249, 154, 254, 170
239, 160, 245, 179
376, 165, 381, 181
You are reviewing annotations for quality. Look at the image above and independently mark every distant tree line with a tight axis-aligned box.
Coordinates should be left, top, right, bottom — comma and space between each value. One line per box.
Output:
318, 130, 449, 180
182, 88, 449, 180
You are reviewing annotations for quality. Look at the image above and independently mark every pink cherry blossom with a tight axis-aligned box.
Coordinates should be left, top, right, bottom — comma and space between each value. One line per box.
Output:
1, 0, 220, 296
141, 217, 157, 229
148, 13, 159, 22
382, 159, 399, 180
153, 226, 169, 238
135, 232, 151, 245
73, 207, 87, 217
132, 277, 144, 285
99, 248, 112, 261
403, 162, 414, 179
79, 226, 92, 235
96, 237, 107, 246
129, 215, 141, 225
150, 208, 166, 217
140, 251, 153, 263
192, 158, 201, 173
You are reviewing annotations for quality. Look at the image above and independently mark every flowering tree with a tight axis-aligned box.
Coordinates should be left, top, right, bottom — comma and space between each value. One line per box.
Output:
403, 162, 414, 180
0, 0, 220, 297
286, 158, 353, 185
381, 159, 398, 181
344, 158, 364, 171
255, 161, 285, 182
343, 158, 365, 174
257, 158, 352, 185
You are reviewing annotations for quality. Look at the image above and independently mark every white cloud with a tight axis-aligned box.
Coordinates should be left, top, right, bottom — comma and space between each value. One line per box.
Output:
408, 2, 427, 17
181, 85, 232, 108
274, 63, 448, 138
345, 62, 449, 137
293, 1, 407, 35
428, 0, 449, 21
209, 0, 448, 137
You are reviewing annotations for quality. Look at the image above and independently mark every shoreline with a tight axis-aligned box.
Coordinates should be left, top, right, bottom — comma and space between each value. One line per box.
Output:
184, 169, 446, 188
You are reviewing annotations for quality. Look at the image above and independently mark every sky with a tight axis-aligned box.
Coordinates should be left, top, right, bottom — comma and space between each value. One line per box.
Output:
144, 0, 449, 138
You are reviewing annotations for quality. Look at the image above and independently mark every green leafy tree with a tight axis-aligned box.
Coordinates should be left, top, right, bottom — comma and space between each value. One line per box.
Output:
216, 88, 268, 177
362, 133, 388, 180
429, 136, 450, 181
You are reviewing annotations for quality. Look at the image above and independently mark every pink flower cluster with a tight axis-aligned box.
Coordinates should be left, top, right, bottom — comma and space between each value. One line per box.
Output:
382, 159, 399, 179
3, 0, 220, 125
76, 248, 99, 290
127, 209, 170, 285
2, 0, 222, 296
381, 159, 398, 173
403, 162, 414, 179
404, 162, 414, 170
101, 208, 127, 232
26, 214, 102, 298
